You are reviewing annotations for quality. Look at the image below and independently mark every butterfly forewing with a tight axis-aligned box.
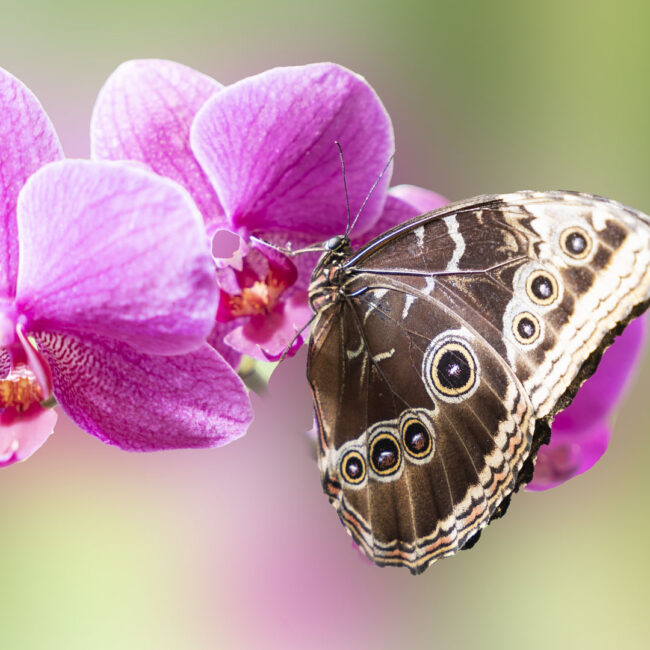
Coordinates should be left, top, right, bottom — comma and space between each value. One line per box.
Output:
307, 191, 650, 573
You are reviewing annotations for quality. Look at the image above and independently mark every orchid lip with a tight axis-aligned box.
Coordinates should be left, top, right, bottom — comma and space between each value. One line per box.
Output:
216, 248, 298, 322
217, 281, 285, 321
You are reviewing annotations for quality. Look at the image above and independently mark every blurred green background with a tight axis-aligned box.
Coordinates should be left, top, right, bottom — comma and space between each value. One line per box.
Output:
1, 1, 649, 648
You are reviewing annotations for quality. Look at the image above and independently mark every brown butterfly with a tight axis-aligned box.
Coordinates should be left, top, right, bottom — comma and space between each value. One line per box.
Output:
307, 191, 650, 574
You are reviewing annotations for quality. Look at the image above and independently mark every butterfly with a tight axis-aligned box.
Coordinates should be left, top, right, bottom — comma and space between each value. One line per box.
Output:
306, 190, 650, 574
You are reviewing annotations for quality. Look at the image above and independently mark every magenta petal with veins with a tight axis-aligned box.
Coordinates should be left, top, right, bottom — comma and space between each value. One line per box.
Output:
0, 68, 252, 466
93, 61, 433, 361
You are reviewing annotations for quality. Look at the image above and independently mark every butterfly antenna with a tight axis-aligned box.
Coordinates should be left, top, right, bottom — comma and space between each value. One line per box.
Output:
349, 153, 395, 234
335, 141, 353, 237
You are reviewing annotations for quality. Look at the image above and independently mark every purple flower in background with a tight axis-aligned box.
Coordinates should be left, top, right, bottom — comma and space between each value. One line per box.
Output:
0, 68, 252, 466
527, 316, 645, 490
91, 60, 447, 361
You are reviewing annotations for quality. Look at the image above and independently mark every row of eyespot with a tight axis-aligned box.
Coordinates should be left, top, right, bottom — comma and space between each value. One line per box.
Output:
511, 226, 594, 345
339, 418, 435, 485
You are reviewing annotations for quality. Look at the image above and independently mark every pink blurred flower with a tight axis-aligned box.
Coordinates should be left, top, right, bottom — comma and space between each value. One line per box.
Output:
91, 60, 447, 361
528, 316, 645, 490
0, 67, 252, 467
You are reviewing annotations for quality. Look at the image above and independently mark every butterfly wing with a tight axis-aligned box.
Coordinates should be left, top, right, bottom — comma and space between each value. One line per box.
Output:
307, 191, 650, 573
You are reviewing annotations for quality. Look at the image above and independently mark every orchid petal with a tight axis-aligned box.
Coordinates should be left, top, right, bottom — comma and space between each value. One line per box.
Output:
0, 67, 63, 299
285, 249, 322, 294
207, 321, 242, 370
35, 332, 253, 450
248, 231, 320, 294
191, 63, 394, 239
388, 184, 449, 213
0, 404, 57, 468
16, 160, 218, 355
351, 195, 419, 247
91, 59, 226, 232
352, 186, 448, 245
527, 422, 611, 491
553, 315, 646, 434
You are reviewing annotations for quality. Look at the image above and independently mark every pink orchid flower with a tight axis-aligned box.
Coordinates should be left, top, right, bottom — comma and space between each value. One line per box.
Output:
527, 316, 645, 490
0, 67, 252, 467
90, 59, 644, 489
90, 60, 446, 362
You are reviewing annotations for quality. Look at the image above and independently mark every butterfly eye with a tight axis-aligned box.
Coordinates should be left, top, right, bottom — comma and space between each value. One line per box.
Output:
369, 433, 401, 476
512, 311, 541, 345
340, 450, 366, 485
401, 418, 433, 460
426, 339, 478, 401
560, 226, 592, 260
526, 270, 559, 306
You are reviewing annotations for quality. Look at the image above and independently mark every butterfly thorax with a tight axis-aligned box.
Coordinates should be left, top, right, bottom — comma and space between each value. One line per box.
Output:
308, 235, 354, 313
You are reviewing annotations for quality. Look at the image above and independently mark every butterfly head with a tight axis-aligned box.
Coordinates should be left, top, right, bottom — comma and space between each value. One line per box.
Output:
308, 235, 354, 314
323, 233, 350, 252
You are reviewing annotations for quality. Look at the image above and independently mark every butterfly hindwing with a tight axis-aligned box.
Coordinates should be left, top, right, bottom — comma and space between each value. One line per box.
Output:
307, 191, 650, 573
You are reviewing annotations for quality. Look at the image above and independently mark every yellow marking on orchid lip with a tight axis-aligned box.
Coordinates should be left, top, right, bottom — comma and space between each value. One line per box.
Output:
226, 269, 291, 318
0, 366, 44, 412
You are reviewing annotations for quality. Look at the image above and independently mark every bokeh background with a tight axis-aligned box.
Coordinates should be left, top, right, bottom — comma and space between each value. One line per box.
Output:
1, 1, 649, 648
